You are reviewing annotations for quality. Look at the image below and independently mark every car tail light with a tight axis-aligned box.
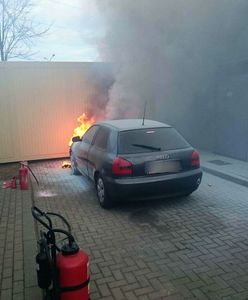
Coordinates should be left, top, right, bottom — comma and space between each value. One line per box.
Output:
112, 157, 133, 175
191, 150, 200, 167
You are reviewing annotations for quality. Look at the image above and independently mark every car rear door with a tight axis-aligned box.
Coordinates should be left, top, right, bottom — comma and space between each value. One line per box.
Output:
76, 125, 99, 176
87, 126, 111, 181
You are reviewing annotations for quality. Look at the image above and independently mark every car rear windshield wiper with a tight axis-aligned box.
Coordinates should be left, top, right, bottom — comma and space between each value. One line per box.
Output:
132, 144, 161, 151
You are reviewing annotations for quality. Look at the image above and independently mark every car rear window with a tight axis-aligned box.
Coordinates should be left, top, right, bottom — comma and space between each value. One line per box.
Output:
118, 127, 190, 154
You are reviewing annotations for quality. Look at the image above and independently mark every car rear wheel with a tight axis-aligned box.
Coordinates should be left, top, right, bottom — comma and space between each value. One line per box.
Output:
181, 190, 196, 197
70, 155, 80, 175
96, 175, 112, 209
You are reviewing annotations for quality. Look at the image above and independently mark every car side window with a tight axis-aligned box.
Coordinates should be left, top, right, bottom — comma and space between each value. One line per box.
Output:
82, 126, 99, 145
93, 127, 110, 151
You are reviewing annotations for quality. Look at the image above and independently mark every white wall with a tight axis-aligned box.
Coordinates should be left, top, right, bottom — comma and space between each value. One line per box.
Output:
0, 62, 111, 163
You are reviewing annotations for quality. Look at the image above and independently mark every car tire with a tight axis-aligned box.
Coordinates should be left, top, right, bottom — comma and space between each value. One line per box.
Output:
182, 191, 194, 197
70, 155, 80, 175
95, 175, 112, 209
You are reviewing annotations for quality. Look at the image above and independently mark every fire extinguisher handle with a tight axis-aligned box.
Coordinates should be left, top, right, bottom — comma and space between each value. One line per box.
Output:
31, 206, 53, 230
32, 207, 71, 233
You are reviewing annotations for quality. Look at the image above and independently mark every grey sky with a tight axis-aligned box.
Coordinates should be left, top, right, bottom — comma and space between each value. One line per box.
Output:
29, 0, 105, 61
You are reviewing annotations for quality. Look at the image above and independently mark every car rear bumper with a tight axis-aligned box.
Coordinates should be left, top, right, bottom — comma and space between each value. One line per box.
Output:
105, 169, 202, 201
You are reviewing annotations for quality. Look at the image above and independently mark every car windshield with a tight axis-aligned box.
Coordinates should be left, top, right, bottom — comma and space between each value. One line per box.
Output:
118, 127, 190, 154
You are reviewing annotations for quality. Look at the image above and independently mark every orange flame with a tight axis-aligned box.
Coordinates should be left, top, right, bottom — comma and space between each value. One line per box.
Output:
69, 113, 95, 146
62, 161, 71, 168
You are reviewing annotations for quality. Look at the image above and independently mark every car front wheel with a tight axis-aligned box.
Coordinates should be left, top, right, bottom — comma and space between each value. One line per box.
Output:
96, 176, 112, 209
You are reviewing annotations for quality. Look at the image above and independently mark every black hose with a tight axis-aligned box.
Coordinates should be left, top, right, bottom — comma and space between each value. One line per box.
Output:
46, 212, 71, 233
26, 164, 39, 186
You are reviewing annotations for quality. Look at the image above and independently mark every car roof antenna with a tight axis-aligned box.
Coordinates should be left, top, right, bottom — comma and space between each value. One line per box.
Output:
142, 101, 147, 126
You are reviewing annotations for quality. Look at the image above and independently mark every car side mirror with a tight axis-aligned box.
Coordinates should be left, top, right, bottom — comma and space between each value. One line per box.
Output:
72, 136, 82, 143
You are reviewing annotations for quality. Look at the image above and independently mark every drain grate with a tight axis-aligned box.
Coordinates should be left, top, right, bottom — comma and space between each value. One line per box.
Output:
208, 159, 231, 166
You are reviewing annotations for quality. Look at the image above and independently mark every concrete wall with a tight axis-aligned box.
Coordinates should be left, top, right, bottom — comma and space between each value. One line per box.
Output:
0, 62, 112, 163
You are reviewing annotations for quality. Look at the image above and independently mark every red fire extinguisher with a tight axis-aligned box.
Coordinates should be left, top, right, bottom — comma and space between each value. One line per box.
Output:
57, 244, 90, 300
19, 163, 29, 190
31, 206, 90, 300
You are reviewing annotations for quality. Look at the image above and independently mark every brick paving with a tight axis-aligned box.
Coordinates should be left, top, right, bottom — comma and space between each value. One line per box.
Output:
1, 159, 248, 299
0, 164, 40, 300
31, 160, 248, 300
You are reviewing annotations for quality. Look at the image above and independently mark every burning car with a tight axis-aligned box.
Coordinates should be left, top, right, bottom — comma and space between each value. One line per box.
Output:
70, 119, 202, 208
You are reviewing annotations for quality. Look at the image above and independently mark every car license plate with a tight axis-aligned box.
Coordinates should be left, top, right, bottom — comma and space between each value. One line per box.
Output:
145, 160, 181, 174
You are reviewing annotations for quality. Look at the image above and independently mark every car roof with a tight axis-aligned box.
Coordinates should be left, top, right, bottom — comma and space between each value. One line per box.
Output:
96, 119, 171, 131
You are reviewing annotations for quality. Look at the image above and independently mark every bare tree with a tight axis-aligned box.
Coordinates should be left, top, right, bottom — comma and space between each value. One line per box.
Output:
0, 0, 49, 61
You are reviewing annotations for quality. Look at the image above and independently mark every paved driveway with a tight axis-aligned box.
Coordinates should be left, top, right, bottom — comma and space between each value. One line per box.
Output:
30, 159, 248, 300
0, 164, 40, 300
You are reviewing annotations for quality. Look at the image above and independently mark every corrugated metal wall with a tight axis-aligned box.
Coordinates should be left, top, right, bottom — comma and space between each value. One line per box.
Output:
0, 62, 112, 163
